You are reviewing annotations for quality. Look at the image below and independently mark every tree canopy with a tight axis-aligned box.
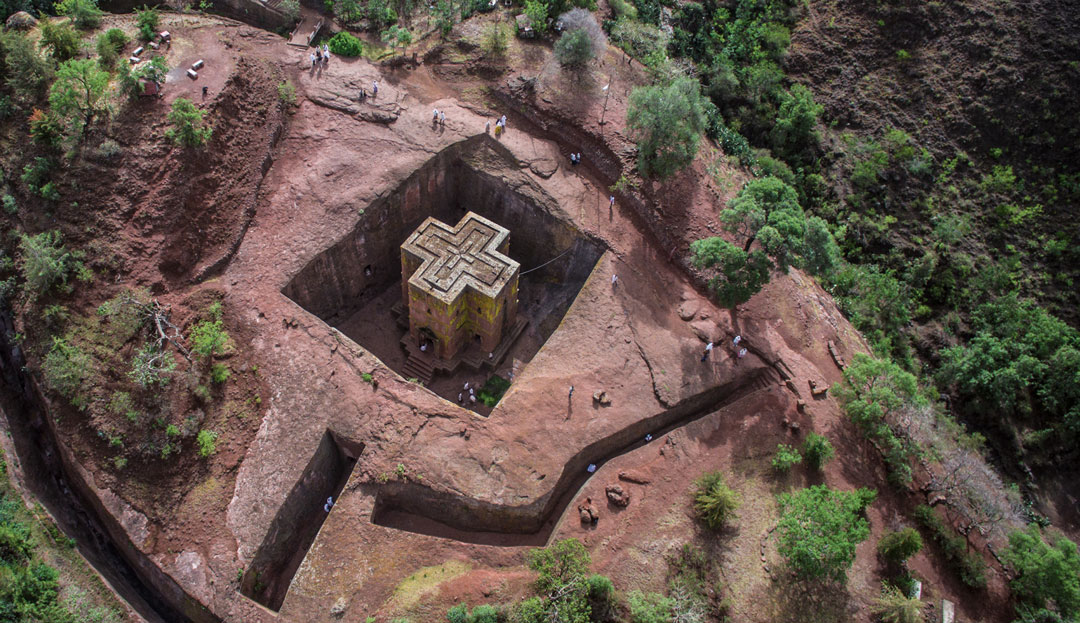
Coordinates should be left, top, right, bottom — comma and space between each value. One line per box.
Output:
776, 485, 876, 583
939, 294, 1080, 445
166, 98, 212, 147
48, 59, 110, 135
626, 77, 707, 178
691, 176, 839, 307
1003, 525, 1080, 618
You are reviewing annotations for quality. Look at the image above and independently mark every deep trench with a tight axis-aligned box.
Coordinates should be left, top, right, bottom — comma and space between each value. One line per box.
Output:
367, 369, 773, 544
240, 431, 362, 611
0, 309, 204, 623
239, 366, 773, 611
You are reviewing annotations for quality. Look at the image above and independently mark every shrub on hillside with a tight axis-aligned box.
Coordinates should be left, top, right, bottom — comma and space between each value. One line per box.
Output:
326, 31, 363, 57
55, 0, 103, 29
95, 28, 129, 67
877, 527, 923, 565
776, 485, 876, 583
771, 443, 802, 473
692, 471, 740, 530
803, 432, 835, 471
166, 98, 212, 147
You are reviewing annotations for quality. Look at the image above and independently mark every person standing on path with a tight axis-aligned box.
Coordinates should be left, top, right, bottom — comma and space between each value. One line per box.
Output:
702, 342, 713, 362
611, 274, 618, 287
372, 81, 378, 97
569, 385, 575, 399
609, 195, 615, 209
439, 111, 446, 126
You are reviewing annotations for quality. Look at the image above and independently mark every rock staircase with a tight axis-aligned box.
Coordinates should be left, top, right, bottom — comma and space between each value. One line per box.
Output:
402, 354, 435, 385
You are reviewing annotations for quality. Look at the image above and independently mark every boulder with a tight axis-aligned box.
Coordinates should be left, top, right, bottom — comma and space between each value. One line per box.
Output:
605, 484, 630, 507
592, 390, 611, 406
5, 11, 37, 30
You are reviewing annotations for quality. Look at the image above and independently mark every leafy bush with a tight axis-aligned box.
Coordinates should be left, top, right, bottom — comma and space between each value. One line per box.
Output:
95, 28, 129, 67
1002, 525, 1080, 617
523, 0, 549, 34
627, 590, 672, 623
166, 98, 213, 147
626, 77, 707, 178
525, 539, 592, 623
326, 31, 363, 57
871, 584, 924, 623
135, 5, 160, 40
196, 430, 219, 458
42, 336, 91, 400
210, 363, 230, 384
692, 471, 740, 530
802, 432, 835, 471
877, 527, 923, 565
190, 318, 229, 359
128, 343, 176, 387
776, 485, 876, 583
468, 604, 497, 623
18, 230, 72, 296
39, 19, 81, 61
1, 31, 55, 103
554, 8, 605, 68
554, 28, 593, 68
477, 375, 510, 407
771, 443, 802, 472
277, 80, 296, 106
446, 603, 467, 623
55, 0, 103, 29
28, 109, 62, 146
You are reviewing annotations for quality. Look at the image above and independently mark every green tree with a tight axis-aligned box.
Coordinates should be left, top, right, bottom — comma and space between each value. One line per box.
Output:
554, 8, 604, 68
627, 590, 672, 623
49, 59, 110, 135
689, 236, 770, 307
802, 432, 835, 471
771, 443, 802, 472
18, 230, 71, 296
196, 430, 219, 457
1, 31, 55, 103
523, 0, 549, 34
166, 98, 212, 147
55, 0, 102, 29
626, 77, 707, 178
95, 28, 128, 68
42, 336, 91, 400
327, 31, 364, 57
39, 18, 81, 61
776, 485, 876, 583
525, 539, 592, 623
135, 5, 159, 40
333, 0, 363, 21
431, 0, 456, 38
190, 318, 229, 358
769, 83, 822, 162
939, 295, 1080, 440
877, 527, 923, 565
720, 176, 806, 271
380, 25, 412, 54
1002, 525, 1080, 618
554, 28, 593, 68
692, 471, 740, 530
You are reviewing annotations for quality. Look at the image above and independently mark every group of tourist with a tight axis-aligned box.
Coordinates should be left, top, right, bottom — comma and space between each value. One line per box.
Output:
309, 44, 331, 68
702, 335, 748, 362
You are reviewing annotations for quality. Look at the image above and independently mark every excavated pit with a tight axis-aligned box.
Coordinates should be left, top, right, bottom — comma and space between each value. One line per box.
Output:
282, 137, 604, 408
240, 431, 362, 611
